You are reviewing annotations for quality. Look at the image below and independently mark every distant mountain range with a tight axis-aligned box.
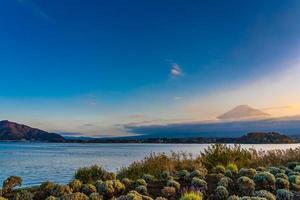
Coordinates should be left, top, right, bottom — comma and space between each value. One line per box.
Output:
0, 120, 65, 142
126, 105, 300, 138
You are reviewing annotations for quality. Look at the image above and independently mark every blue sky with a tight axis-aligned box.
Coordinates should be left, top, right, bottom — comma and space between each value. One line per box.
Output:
1, 0, 300, 136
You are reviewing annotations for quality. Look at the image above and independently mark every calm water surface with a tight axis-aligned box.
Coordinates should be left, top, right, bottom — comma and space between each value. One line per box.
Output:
0, 142, 299, 186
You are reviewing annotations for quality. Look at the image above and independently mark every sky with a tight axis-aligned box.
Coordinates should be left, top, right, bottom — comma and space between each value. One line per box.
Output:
1, 0, 300, 137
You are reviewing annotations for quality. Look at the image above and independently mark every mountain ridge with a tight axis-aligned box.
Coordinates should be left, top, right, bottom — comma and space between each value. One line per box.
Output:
0, 120, 65, 142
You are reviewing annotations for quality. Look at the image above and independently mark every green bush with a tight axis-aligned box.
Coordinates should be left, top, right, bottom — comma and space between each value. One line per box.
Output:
275, 178, 289, 190
213, 165, 226, 174
237, 176, 255, 196
177, 170, 190, 181
161, 186, 176, 198
97, 180, 114, 196
218, 177, 233, 188
227, 195, 240, 200
45, 196, 57, 200
253, 172, 275, 191
13, 190, 33, 200
227, 163, 238, 174
189, 169, 207, 180
180, 192, 203, 200
287, 161, 298, 170
75, 165, 108, 183
134, 179, 147, 187
117, 190, 144, 200
294, 165, 300, 172
254, 190, 275, 200
135, 185, 147, 195
60, 192, 89, 200
238, 168, 257, 179
166, 179, 180, 190
51, 184, 72, 197
268, 167, 284, 176
191, 178, 208, 191
276, 189, 293, 200
275, 173, 288, 180
69, 179, 83, 192
142, 174, 155, 183
81, 184, 97, 195
215, 186, 228, 200
121, 178, 132, 187
89, 192, 103, 200
2, 176, 22, 195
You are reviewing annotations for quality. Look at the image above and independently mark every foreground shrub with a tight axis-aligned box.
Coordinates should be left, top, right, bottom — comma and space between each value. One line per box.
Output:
275, 178, 289, 190
13, 190, 33, 200
142, 174, 155, 183
268, 167, 284, 176
118, 190, 153, 200
288, 175, 300, 191
276, 189, 293, 200
191, 178, 208, 191
75, 165, 108, 183
177, 170, 190, 181
227, 163, 238, 174
97, 180, 114, 197
51, 184, 72, 197
237, 176, 255, 196
215, 186, 228, 200
89, 192, 103, 200
189, 169, 207, 180
60, 192, 89, 200
2, 176, 22, 195
238, 168, 257, 179
134, 179, 147, 187
135, 185, 147, 195
45, 196, 57, 200
121, 178, 133, 187
254, 190, 275, 200
180, 191, 202, 200
227, 195, 240, 200
161, 186, 176, 198
217, 177, 233, 188
166, 179, 180, 190
253, 172, 275, 191
81, 184, 97, 195
275, 173, 288, 180
69, 179, 83, 192
117, 152, 202, 179
213, 165, 226, 174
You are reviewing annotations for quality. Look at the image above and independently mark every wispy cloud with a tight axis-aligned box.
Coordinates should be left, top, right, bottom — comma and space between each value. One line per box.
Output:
171, 63, 183, 77
18, 0, 51, 21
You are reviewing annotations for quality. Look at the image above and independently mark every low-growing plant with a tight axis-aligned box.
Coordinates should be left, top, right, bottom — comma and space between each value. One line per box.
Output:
276, 189, 294, 200
227, 195, 240, 200
237, 176, 255, 196
161, 186, 176, 198
213, 165, 226, 174
227, 163, 238, 174
238, 168, 257, 179
275, 178, 289, 190
166, 179, 180, 190
60, 192, 89, 200
134, 179, 147, 187
214, 186, 228, 200
75, 165, 108, 183
51, 184, 72, 197
13, 190, 33, 200
275, 173, 288, 180
253, 172, 275, 191
89, 192, 103, 200
135, 185, 147, 195
217, 177, 232, 188
97, 180, 114, 197
2, 176, 22, 195
142, 174, 155, 183
81, 183, 97, 196
191, 178, 208, 191
254, 190, 276, 200
180, 191, 203, 200
69, 179, 83, 192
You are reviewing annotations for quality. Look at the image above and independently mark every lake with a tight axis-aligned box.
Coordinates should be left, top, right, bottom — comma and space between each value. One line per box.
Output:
1, 142, 300, 187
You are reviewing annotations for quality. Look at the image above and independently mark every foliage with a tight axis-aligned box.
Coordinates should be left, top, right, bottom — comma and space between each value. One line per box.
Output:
254, 190, 276, 200
191, 178, 207, 191
276, 189, 294, 200
227, 163, 238, 174
161, 186, 176, 198
237, 176, 255, 196
214, 186, 228, 200
13, 190, 33, 200
253, 172, 275, 191
75, 165, 108, 183
135, 185, 147, 195
275, 178, 289, 190
166, 179, 180, 190
238, 168, 257, 179
81, 184, 97, 195
2, 176, 22, 195
180, 192, 203, 200
69, 179, 83, 193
